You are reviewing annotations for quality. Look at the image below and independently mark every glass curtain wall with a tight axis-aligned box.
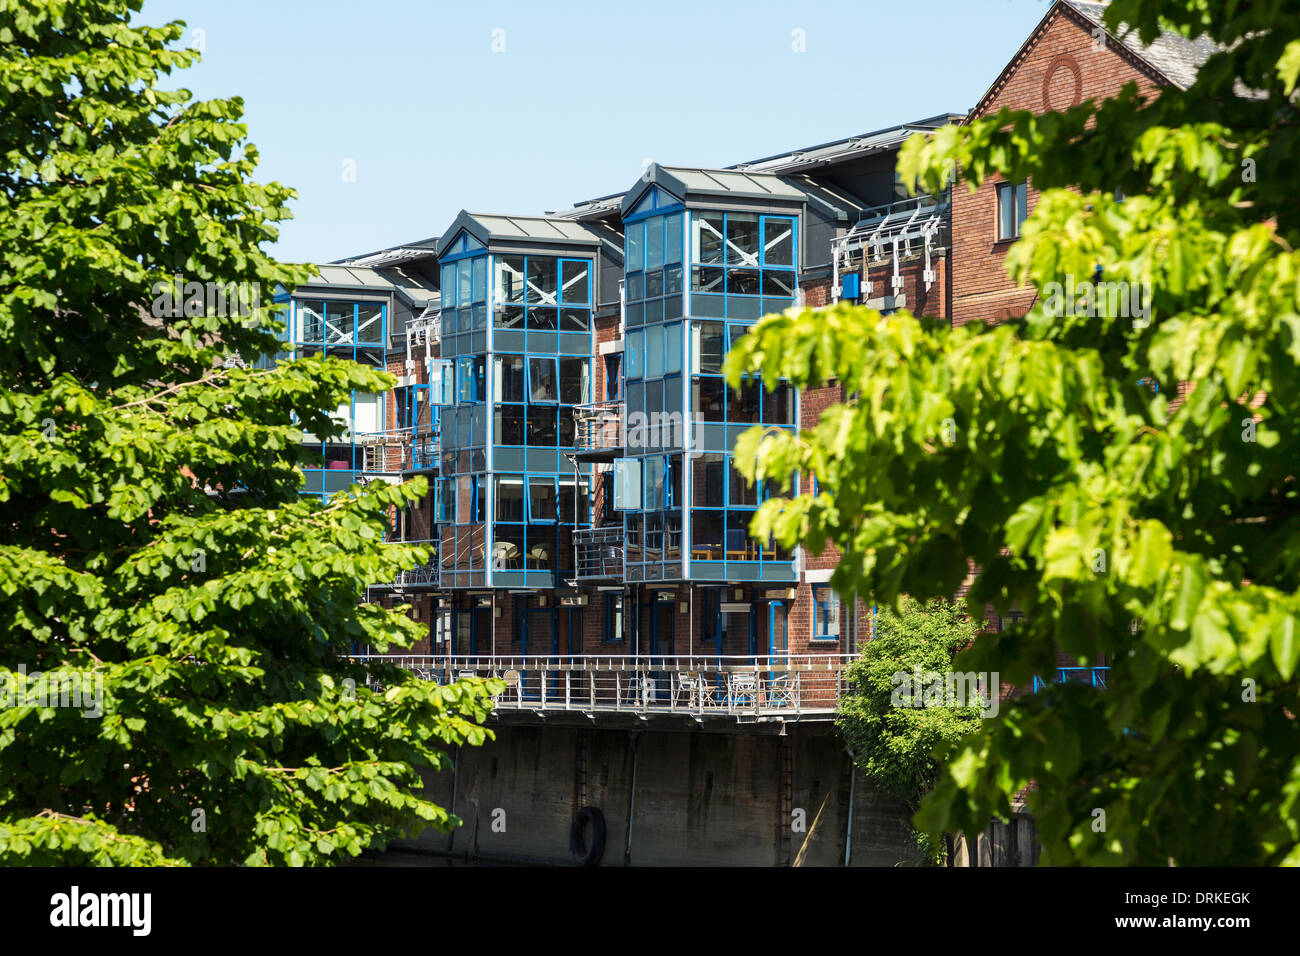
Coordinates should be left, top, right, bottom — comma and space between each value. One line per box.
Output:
291, 297, 387, 500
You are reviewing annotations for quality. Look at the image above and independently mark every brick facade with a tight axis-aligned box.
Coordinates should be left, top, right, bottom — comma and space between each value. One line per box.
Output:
951, 4, 1165, 327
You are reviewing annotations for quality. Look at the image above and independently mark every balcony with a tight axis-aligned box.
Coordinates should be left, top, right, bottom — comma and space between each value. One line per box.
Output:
573, 401, 624, 460
574, 526, 623, 580
1031, 667, 1109, 692
367, 538, 440, 592
350, 653, 853, 723
357, 425, 441, 475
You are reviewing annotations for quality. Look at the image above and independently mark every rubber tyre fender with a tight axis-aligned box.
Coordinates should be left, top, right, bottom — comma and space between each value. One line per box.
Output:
569, 806, 606, 866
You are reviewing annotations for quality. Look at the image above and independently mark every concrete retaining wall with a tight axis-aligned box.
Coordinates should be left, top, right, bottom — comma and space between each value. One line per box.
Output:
395, 717, 923, 866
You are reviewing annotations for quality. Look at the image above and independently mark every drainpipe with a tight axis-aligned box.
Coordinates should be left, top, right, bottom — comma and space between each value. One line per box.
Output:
623, 730, 640, 865
567, 452, 580, 579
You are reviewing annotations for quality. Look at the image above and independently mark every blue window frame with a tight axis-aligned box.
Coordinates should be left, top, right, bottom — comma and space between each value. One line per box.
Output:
812, 585, 840, 641
624, 202, 685, 330
494, 254, 592, 333
689, 212, 797, 320
289, 297, 387, 501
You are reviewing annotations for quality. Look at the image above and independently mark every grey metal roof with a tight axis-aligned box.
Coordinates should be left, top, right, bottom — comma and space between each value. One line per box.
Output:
785, 174, 872, 223
554, 114, 961, 219
549, 194, 624, 221
1065, 1, 1217, 90
295, 264, 439, 309
734, 114, 962, 173
339, 246, 437, 269
621, 163, 807, 215
438, 210, 604, 251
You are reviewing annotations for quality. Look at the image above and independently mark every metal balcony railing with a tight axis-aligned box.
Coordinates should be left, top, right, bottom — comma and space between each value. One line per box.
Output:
357, 424, 441, 474
349, 653, 854, 721
366, 538, 440, 591
574, 526, 623, 579
1031, 666, 1110, 693
573, 401, 624, 456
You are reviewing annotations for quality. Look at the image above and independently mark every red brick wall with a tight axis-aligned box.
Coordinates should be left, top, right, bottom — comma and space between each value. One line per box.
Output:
951, 6, 1165, 327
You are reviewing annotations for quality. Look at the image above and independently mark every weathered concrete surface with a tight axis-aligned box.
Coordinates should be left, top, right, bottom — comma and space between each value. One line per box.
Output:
391, 718, 921, 866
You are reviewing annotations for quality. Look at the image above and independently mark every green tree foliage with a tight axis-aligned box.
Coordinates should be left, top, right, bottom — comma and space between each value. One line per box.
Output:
726, 0, 1300, 864
836, 599, 982, 860
0, 0, 498, 865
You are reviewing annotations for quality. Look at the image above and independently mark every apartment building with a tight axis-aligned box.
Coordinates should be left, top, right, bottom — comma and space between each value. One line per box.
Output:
268, 114, 956, 726
253, 0, 1219, 865
274, 0, 1214, 725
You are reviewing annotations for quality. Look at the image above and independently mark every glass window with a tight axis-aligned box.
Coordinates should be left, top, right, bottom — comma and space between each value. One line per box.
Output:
458, 355, 484, 403
627, 222, 644, 274
627, 272, 644, 303
726, 269, 760, 296
998, 181, 1028, 240
529, 477, 557, 521
762, 270, 796, 297
458, 260, 474, 308
527, 306, 557, 331
725, 213, 759, 268
644, 324, 664, 380
729, 379, 760, 424
665, 263, 683, 296
692, 266, 724, 294
495, 526, 524, 571
441, 264, 457, 307
557, 477, 585, 524
296, 299, 325, 343
665, 213, 682, 264
603, 594, 624, 643
726, 510, 757, 560
644, 456, 665, 511
327, 301, 353, 343
693, 322, 724, 374
561, 307, 589, 332
527, 257, 558, 304
496, 355, 525, 403
560, 357, 590, 405
527, 405, 557, 446
768, 382, 795, 424
729, 460, 757, 506
496, 476, 525, 522
472, 257, 486, 303
691, 510, 723, 560
497, 256, 525, 304
696, 455, 728, 509
693, 212, 725, 265
813, 585, 840, 640
693, 376, 725, 422
646, 216, 664, 271
495, 405, 524, 445
665, 323, 682, 375
627, 329, 643, 380
561, 260, 590, 305
356, 303, 383, 343
763, 217, 794, 267
627, 380, 645, 420
529, 357, 558, 402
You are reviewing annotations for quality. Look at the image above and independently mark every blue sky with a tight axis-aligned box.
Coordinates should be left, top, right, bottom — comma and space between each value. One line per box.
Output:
138, 0, 1053, 264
